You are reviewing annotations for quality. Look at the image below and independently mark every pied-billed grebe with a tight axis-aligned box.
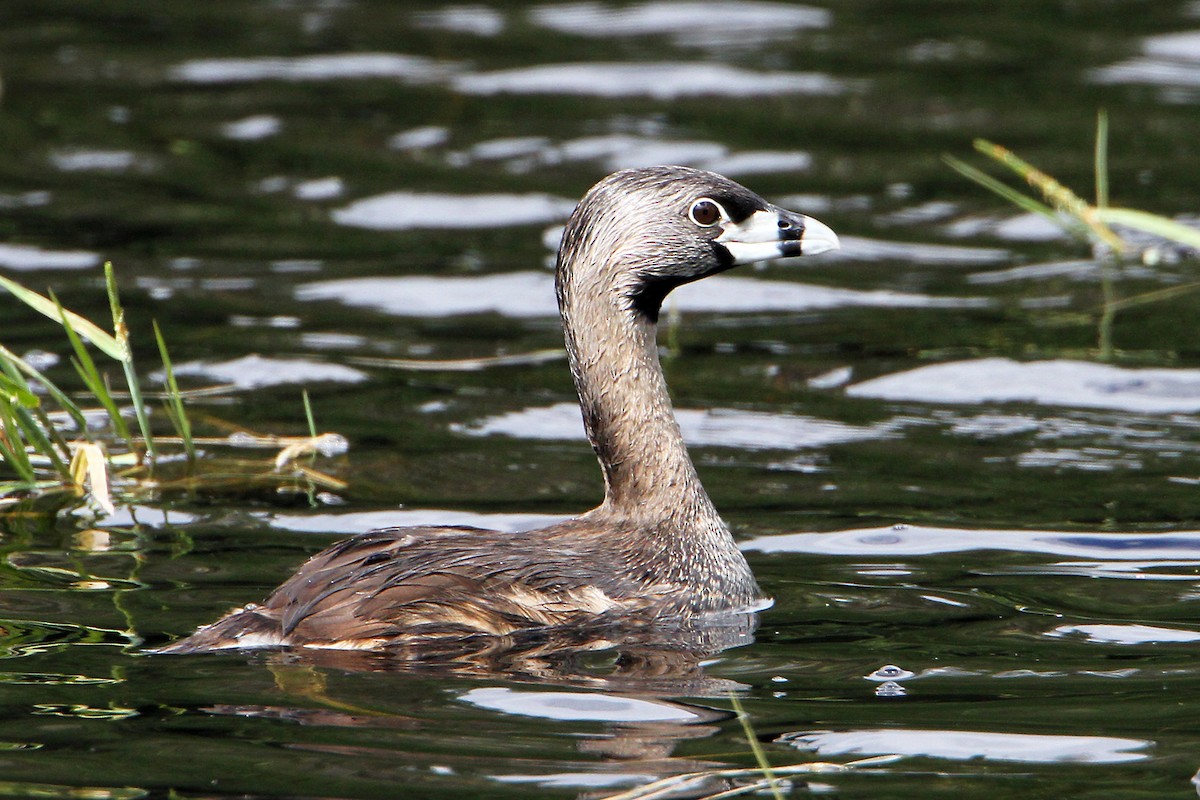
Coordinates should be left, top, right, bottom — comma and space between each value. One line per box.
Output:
163, 166, 839, 654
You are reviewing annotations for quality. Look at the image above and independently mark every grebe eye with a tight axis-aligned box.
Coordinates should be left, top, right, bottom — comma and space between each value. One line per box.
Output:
689, 198, 723, 227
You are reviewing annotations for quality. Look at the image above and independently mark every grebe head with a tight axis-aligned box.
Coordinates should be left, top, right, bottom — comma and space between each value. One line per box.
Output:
556, 165, 840, 321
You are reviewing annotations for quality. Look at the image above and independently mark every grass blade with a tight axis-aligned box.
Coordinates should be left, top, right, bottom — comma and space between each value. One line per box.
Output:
729, 694, 785, 800
153, 319, 194, 462
942, 154, 1087, 238
1094, 208, 1200, 250
0, 374, 70, 478
106, 263, 156, 460
973, 138, 1126, 251
1095, 108, 1109, 208
55, 292, 133, 447
0, 343, 90, 435
0, 274, 124, 360
0, 396, 37, 483
1101, 279, 1200, 313
302, 389, 317, 438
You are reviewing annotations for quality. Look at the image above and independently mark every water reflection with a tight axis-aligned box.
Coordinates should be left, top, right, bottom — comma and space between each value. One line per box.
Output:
1092, 30, 1200, 93
169, 354, 368, 390
848, 357, 1200, 414
781, 728, 1151, 764
744, 524, 1200, 559
943, 210, 1069, 241
0, 243, 100, 271
48, 149, 141, 173
415, 4, 507, 37
168, 51, 847, 101
460, 687, 708, 722
169, 53, 454, 84
453, 62, 848, 99
461, 402, 900, 450
298, 270, 989, 317
530, 1, 831, 48
331, 191, 575, 230
454, 132, 814, 175
219, 114, 283, 140
1047, 623, 1200, 645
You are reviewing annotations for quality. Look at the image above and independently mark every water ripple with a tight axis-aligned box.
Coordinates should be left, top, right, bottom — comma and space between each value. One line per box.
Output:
453, 62, 847, 99
297, 271, 989, 318
531, 1, 831, 48
781, 728, 1151, 764
848, 358, 1200, 414
744, 525, 1200, 559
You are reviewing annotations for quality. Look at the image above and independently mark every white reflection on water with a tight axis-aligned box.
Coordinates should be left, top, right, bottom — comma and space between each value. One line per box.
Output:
783, 728, 1150, 764
0, 243, 101, 271
1091, 30, 1200, 89
219, 114, 282, 140
453, 62, 846, 99
828, 235, 1010, 265
297, 271, 990, 317
459, 402, 900, 450
945, 409, 1200, 473
743, 524, 1200, 560
967, 259, 1098, 285
388, 125, 451, 150
331, 193, 576, 230
293, 177, 345, 201
531, 1, 830, 48
168, 354, 367, 389
493, 773, 652, 790
1048, 623, 1200, 645
415, 5, 506, 37
49, 149, 139, 172
848, 358, 1200, 414
168, 53, 847, 100
460, 687, 704, 722
169, 53, 454, 84
0, 191, 51, 210
1016, 447, 1142, 471
942, 211, 1070, 241
457, 133, 815, 178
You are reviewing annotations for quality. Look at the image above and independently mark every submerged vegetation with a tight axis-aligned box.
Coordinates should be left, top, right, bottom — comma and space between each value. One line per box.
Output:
945, 111, 1200, 360
0, 263, 347, 516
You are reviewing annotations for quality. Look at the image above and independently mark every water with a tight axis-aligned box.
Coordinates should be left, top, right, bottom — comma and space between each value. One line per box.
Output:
3, 1, 1200, 796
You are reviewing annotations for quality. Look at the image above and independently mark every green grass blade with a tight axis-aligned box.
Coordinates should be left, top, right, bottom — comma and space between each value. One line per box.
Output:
1094, 208, 1200, 250
1095, 109, 1109, 209
0, 343, 90, 434
0, 346, 87, 462
106, 263, 156, 459
943, 154, 1085, 237
729, 694, 785, 800
0, 371, 39, 409
55, 292, 133, 446
0, 397, 37, 483
302, 389, 317, 438
0, 374, 70, 478
0, 274, 124, 361
974, 138, 1126, 251
153, 319, 194, 462
1102, 279, 1200, 313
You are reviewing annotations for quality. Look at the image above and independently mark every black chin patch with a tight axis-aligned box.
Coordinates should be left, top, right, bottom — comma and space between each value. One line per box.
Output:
627, 243, 738, 323
711, 240, 735, 270
627, 277, 673, 323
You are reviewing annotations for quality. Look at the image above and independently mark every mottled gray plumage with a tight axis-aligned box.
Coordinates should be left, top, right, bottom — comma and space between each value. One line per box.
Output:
162, 166, 836, 657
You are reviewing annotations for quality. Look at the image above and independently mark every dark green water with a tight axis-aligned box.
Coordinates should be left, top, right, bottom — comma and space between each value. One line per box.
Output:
3, 1, 1200, 797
